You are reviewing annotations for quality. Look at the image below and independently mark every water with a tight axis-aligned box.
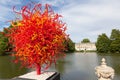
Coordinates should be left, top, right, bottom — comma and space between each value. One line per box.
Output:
0, 55, 30, 79
49, 52, 120, 80
0, 52, 120, 80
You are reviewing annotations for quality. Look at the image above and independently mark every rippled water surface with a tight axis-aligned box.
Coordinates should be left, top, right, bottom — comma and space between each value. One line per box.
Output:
0, 52, 120, 80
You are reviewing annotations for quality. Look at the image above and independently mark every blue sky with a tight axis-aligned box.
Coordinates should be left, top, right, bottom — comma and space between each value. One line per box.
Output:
0, 0, 120, 43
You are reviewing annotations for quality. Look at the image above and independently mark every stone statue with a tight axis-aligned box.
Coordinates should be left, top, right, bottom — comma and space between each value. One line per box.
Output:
95, 58, 114, 80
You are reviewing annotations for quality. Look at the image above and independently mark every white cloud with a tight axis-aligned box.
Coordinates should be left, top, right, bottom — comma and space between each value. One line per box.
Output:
59, 0, 120, 42
0, 0, 21, 5
39, 0, 65, 7
0, 0, 21, 29
0, 0, 120, 42
0, 5, 11, 20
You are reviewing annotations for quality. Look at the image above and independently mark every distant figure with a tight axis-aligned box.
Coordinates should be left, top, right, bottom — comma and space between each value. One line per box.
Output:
84, 49, 86, 54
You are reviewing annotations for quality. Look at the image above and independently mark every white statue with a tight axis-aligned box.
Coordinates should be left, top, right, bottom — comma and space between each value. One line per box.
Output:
95, 58, 114, 80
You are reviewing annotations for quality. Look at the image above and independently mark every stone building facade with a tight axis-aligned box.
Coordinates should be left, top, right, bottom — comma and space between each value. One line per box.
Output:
75, 43, 96, 51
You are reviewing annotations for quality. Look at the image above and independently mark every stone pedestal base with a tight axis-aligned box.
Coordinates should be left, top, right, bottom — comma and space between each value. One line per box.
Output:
13, 71, 60, 80
99, 77, 111, 80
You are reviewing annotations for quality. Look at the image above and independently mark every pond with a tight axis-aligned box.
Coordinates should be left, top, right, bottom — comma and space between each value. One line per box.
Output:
0, 52, 120, 80
0, 55, 30, 79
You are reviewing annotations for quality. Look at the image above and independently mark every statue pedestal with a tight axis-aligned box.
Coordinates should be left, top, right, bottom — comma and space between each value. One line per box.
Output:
13, 71, 60, 80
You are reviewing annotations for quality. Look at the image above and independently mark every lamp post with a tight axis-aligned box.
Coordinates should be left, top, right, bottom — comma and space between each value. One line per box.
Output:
95, 58, 114, 80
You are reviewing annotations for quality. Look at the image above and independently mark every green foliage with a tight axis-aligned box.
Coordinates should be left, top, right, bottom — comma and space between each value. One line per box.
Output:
0, 25, 13, 55
96, 33, 111, 53
64, 38, 75, 53
110, 38, 120, 53
110, 29, 120, 40
0, 32, 9, 55
96, 29, 120, 53
81, 38, 90, 43
110, 29, 120, 53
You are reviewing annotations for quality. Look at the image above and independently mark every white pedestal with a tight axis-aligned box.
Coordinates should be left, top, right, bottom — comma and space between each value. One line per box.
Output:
18, 71, 56, 80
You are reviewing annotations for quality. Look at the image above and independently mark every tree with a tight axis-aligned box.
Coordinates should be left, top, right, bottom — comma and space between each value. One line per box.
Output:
110, 38, 120, 53
96, 33, 111, 53
110, 29, 120, 53
0, 25, 13, 55
0, 32, 9, 55
110, 29, 120, 40
8, 3, 68, 75
64, 38, 75, 52
81, 38, 90, 43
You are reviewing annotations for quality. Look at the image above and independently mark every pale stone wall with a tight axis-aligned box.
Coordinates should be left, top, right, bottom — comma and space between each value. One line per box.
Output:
75, 43, 96, 51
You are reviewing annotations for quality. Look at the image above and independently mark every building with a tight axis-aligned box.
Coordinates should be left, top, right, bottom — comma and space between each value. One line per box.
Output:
75, 43, 96, 51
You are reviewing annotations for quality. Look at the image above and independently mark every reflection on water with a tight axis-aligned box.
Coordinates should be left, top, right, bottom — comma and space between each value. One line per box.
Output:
0, 52, 120, 80
0, 56, 30, 79
49, 52, 120, 80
